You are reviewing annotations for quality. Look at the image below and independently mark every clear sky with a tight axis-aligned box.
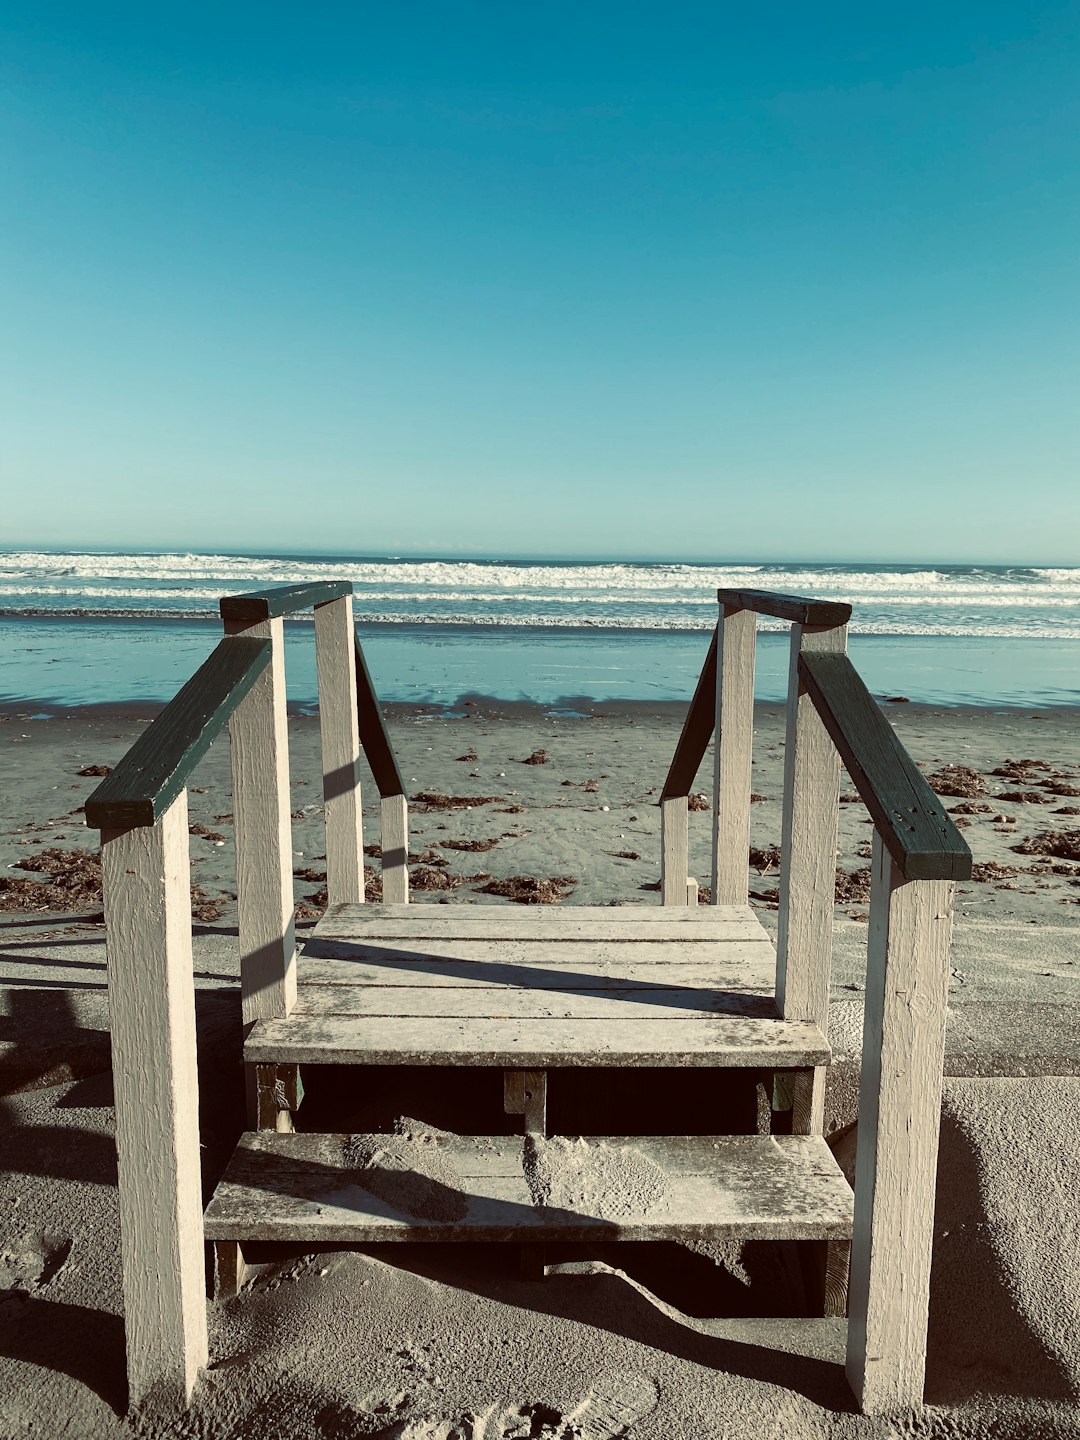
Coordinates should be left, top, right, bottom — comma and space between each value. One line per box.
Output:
3, 3, 1078, 562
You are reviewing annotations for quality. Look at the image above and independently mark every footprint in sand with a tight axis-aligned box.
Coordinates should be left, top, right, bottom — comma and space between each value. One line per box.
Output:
369, 1372, 659, 1439
0, 1232, 72, 1296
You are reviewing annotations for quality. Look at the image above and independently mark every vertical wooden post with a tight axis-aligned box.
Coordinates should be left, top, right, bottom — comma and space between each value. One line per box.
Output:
380, 793, 410, 903
101, 792, 208, 1409
711, 606, 757, 906
225, 615, 296, 1026
314, 595, 366, 905
660, 796, 690, 905
775, 621, 847, 1134
846, 833, 954, 1414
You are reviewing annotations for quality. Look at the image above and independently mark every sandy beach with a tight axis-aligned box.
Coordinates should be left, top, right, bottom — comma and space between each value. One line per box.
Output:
2, 701, 1079, 1438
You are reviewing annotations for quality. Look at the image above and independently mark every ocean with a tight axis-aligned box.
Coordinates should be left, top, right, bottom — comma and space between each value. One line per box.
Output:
2, 551, 1078, 711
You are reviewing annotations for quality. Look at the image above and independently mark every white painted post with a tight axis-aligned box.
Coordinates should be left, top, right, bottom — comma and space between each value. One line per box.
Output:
101, 791, 208, 1409
380, 793, 410, 903
314, 596, 366, 905
225, 615, 296, 1025
846, 832, 954, 1414
775, 621, 847, 1134
711, 606, 757, 906
660, 795, 690, 905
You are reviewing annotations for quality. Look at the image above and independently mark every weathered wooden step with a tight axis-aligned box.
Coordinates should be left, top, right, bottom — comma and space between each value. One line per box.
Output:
204, 1131, 853, 1244
315, 901, 771, 940
244, 1012, 829, 1068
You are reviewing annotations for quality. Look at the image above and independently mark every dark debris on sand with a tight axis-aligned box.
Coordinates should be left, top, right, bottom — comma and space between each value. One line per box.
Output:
1011, 830, 1080, 862
925, 765, 987, 799
477, 875, 577, 904
1, 845, 228, 921
835, 867, 872, 903
521, 748, 550, 766
411, 791, 503, 811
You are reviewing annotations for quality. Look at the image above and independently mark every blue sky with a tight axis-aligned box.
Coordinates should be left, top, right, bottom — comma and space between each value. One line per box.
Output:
3, 3, 1078, 561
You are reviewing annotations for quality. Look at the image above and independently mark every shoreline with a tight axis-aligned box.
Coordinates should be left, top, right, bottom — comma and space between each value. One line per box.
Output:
5, 693, 1080, 723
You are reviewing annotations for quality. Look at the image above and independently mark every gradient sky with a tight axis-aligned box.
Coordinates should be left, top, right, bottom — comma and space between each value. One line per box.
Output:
3, 3, 1078, 561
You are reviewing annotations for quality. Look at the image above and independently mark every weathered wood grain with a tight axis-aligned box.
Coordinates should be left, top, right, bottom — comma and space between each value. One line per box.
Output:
314, 595, 365, 905
714, 589, 852, 627
219, 581, 352, 622
101, 794, 207, 1406
226, 616, 296, 1028
660, 796, 690, 905
846, 835, 954, 1414
213, 1241, 246, 1301
297, 946, 775, 991
314, 902, 769, 939
203, 1132, 854, 1244
660, 625, 717, 800
712, 606, 757, 906
244, 1012, 830, 1068
776, 623, 847, 1133
380, 793, 409, 904
354, 632, 406, 798
504, 1069, 547, 1134
84, 638, 269, 829
798, 652, 972, 881
294, 983, 780, 1021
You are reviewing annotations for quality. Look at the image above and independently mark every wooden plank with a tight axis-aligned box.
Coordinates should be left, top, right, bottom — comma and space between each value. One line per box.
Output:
846, 834, 954, 1414
355, 632, 406, 798
101, 794, 208, 1406
776, 623, 847, 1134
380, 793, 409, 904
660, 626, 717, 800
203, 1131, 854, 1244
314, 902, 769, 940
504, 1069, 547, 1134
295, 984, 780, 1020
220, 581, 352, 622
253, 1063, 303, 1130
798, 652, 972, 882
245, 1012, 830, 1068
712, 606, 757, 906
660, 796, 690, 905
226, 616, 296, 1029
715, 588, 852, 627
299, 936, 775, 984
213, 1241, 246, 1301
84, 637, 270, 829
314, 595, 365, 905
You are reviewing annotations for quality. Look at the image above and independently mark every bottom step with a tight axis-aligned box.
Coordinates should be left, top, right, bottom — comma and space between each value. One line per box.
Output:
204, 1132, 853, 1245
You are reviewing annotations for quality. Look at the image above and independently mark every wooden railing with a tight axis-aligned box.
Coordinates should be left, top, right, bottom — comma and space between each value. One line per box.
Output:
661, 586, 972, 1414
83, 581, 404, 1408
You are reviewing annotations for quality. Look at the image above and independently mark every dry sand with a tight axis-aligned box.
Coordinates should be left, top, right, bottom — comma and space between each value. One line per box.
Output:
1, 702, 1079, 1438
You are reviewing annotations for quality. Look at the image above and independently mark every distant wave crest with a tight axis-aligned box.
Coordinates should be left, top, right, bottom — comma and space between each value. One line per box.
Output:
1, 550, 1078, 641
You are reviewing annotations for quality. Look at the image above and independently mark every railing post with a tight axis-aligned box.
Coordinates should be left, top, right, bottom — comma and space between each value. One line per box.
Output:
224, 614, 296, 1025
100, 791, 208, 1409
380, 793, 410, 903
660, 796, 690, 905
314, 595, 366, 905
711, 605, 757, 906
775, 620, 847, 1133
846, 832, 954, 1413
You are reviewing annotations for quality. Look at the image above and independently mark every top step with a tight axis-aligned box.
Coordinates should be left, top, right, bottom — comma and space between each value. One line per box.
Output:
244, 902, 829, 1070
316, 902, 772, 938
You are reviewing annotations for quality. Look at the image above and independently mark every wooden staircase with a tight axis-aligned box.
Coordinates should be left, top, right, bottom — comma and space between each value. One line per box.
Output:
84, 580, 971, 1418
205, 900, 851, 1302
